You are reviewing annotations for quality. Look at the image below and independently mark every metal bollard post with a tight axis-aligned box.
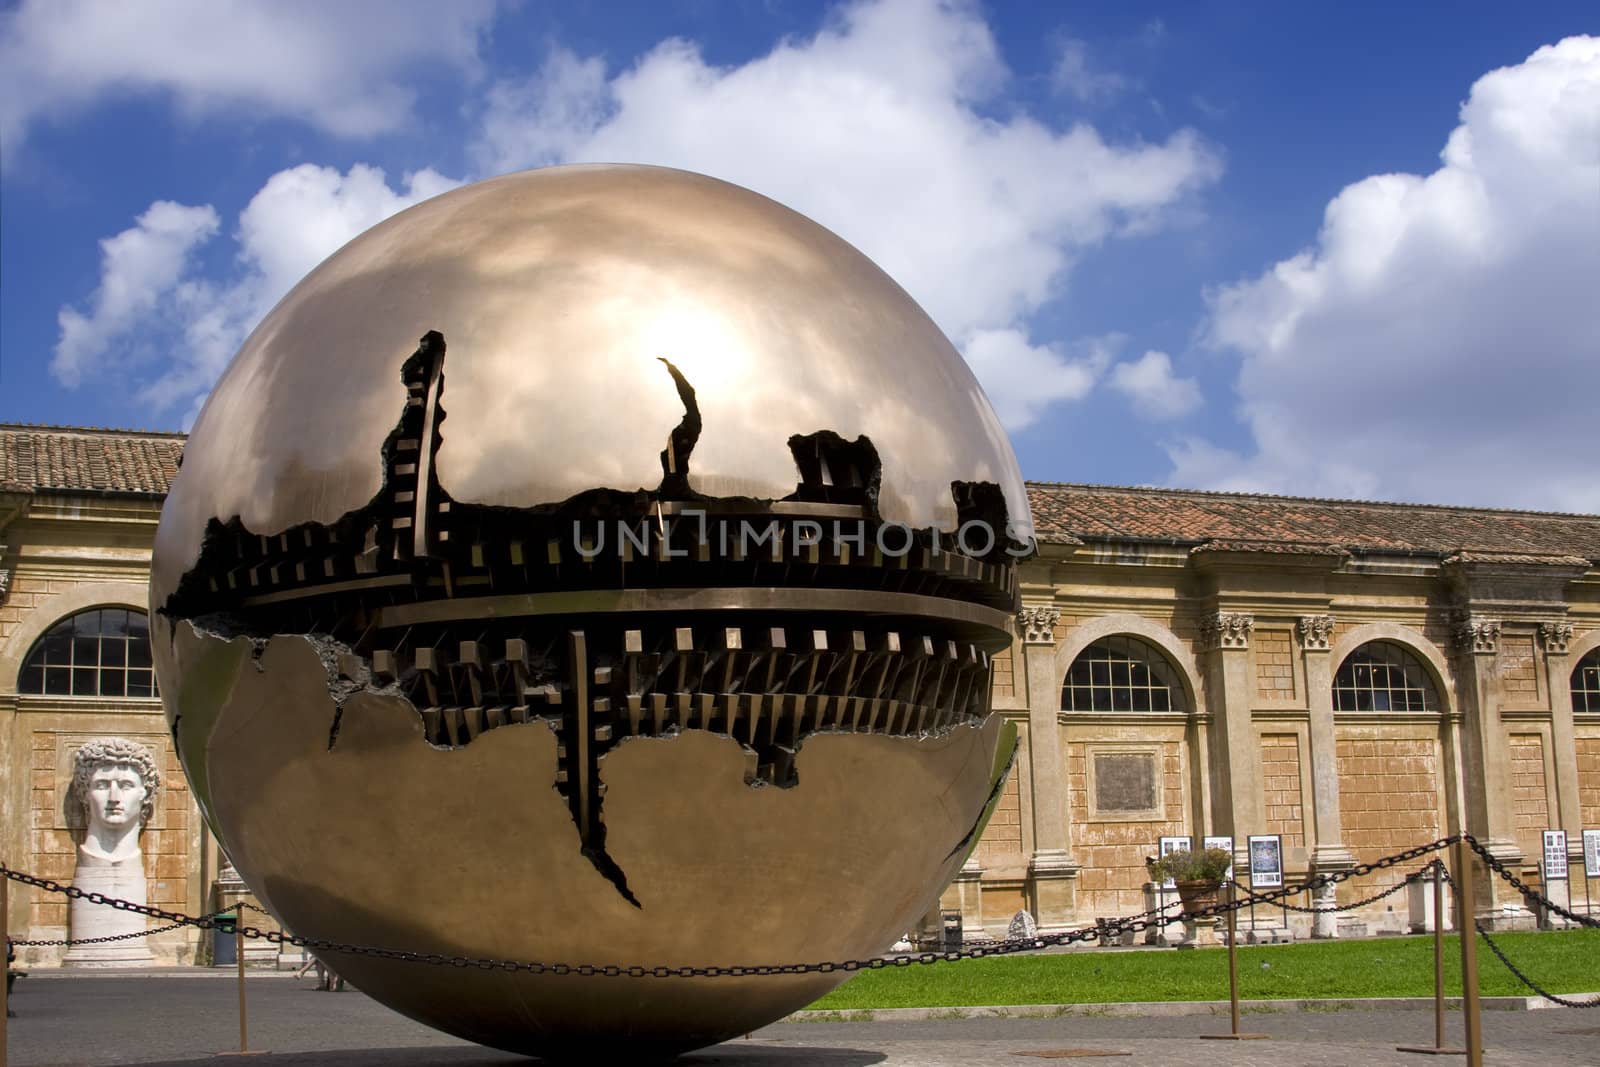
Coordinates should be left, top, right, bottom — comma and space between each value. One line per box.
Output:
1200, 884, 1267, 1041
3, 869, 10, 1067
219, 908, 266, 1057
1455, 841, 1483, 1067
1397, 860, 1464, 1056
236, 919, 247, 1053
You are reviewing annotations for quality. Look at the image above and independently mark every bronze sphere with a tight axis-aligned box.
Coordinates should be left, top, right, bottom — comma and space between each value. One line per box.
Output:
152, 164, 1030, 1056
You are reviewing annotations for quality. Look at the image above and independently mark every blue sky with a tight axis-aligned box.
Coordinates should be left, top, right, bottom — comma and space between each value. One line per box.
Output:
2, 1, 1596, 511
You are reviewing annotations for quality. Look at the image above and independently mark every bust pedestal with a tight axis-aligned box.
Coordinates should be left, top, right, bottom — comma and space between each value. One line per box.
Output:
61, 849, 155, 968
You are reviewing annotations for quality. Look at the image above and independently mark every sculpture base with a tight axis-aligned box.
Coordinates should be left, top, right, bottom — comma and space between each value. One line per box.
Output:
60, 942, 156, 969
63, 851, 155, 969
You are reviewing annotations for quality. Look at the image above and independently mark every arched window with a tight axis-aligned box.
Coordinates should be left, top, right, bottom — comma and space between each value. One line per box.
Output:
1334, 641, 1436, 712
17, 608, 158, 698
1574, 648, 1600, 713
1062, 635, 1187, 713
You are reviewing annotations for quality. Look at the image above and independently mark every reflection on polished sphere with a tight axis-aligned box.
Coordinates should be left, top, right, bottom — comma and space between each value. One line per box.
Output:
151, 164, 1030, 1057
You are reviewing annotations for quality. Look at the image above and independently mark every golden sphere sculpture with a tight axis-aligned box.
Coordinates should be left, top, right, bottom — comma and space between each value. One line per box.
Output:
151, 165, 1032, 1057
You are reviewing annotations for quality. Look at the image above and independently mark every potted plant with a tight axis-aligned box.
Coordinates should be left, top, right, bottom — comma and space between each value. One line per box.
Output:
1148, 847, 1234, 917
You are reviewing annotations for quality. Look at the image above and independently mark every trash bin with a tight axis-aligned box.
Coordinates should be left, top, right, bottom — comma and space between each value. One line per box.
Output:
212, 910, 239, 966
941, 909, 962, 951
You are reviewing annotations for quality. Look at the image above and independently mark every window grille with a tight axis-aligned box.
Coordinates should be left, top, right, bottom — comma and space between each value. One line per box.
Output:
1062, 635, 1186, 713
1333, 641, 1436, 712
17, 608, 159, 698
1574, 648, 1600, 713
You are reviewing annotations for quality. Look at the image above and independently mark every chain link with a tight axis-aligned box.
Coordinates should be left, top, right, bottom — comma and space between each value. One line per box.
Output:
1, 837, 1462, 979
9, 916, 212, 948
1238, 860, 1442, 915
1433, 857, 1596, 1009
1462, 835, 1600, 930
1473, 921, 1599, 1009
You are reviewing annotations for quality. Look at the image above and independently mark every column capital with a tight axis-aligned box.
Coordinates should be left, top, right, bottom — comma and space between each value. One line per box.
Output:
1451, 613, 1501, 656
1018, 604, 1061, 645
1539, 620, 1574, 655
1199, 612, 1253, 651
1296, 614, 1335, 652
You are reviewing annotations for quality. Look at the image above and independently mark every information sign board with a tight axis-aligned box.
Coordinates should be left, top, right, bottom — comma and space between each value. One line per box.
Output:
1248, 834, 1284, 889
1584, 829, 1600, 879
1203, 835, 1235, 883
1158, 835, 1192, 890
1542, 829, 1568, 882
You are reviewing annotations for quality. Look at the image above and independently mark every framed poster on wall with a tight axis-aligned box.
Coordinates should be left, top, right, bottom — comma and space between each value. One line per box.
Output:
1158, 835, 1192, 890
1203, 835, 1235, 883
1584, 829, 1600, 879
1543, 830, 1569, 882
1248, 834, 1284, 889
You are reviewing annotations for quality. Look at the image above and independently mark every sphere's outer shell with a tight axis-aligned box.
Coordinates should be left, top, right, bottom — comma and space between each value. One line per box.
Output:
169, 623, 1014, 1053
151, 165, 1029, 609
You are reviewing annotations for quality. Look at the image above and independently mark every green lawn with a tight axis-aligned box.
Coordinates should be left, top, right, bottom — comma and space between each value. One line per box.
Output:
807, 929, 1600, 1009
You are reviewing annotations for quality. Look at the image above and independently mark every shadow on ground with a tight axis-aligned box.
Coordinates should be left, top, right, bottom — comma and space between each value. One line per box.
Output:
120, 1047, 886, 1066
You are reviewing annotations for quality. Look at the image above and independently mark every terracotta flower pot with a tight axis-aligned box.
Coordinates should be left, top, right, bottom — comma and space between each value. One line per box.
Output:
1174, 879, 1221, 918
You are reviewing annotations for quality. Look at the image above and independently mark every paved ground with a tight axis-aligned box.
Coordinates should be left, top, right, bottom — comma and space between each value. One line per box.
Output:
6, 973, 1599, 1066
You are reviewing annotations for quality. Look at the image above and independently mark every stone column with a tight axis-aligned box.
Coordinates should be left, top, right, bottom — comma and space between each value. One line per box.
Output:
1199, 613, 1263, 841
1540, 623, 1583, 853
1451, 615, 1526, 927
1299, 615, 1355, 938
1018, 605, 1078, 931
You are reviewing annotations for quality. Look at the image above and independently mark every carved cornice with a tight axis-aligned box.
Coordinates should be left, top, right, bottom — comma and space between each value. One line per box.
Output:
1018, 605, 1061, 645
1539, 621, 1574, 655
1296, 614, 1334, 652
1452, 614, 1501, 656
1199, 612, 1253, 651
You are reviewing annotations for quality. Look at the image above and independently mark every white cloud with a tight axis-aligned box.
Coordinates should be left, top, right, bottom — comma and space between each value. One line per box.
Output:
1185, 35, 1600, 512
473, 0, 1220, 429
963, 330, 1112, 429
0, 0, 497, 150
1108, 350, 1201, 419
1051, 38, 1131, 103
53, 201, 220, 387
53, 164, 460, 420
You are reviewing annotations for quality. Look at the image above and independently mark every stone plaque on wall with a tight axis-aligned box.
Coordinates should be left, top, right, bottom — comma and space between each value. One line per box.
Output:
1091, 751, 1158, 816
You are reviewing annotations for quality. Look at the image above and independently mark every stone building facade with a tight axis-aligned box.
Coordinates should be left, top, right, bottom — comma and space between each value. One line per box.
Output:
949, 483, 1600, 939
3, 426, 1598, 962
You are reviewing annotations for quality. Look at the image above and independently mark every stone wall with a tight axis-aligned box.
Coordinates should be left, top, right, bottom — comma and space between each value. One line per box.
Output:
991, 647, 1014, 702
1260, 733, 1305, 849
976, 768, 1023, 865
1335, 733, 1441, 896
1255, 630, 1295, 701
1578, 735, 1600, 828
1066, 738, 1186, 916
1498, 636, 1539, 706
1508, 733, 1550, 863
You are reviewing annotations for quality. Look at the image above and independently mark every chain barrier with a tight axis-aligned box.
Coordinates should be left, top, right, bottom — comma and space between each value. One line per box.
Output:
1238, 860, 1442, 915
1474, 923, 1599, 1009
1, 837, 1462, 979
1432, 859, 1597, 1009
10, 917, 205, 948
1461, 835, 1600, 930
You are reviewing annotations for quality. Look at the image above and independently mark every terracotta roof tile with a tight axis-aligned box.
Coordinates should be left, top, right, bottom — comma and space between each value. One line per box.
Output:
1028, 483, 1600, 563
0, 424, 183, 497
3, 426, 1596, 564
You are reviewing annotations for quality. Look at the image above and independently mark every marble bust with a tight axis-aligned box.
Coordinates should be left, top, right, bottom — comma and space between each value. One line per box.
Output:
63, 737, 161, 967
